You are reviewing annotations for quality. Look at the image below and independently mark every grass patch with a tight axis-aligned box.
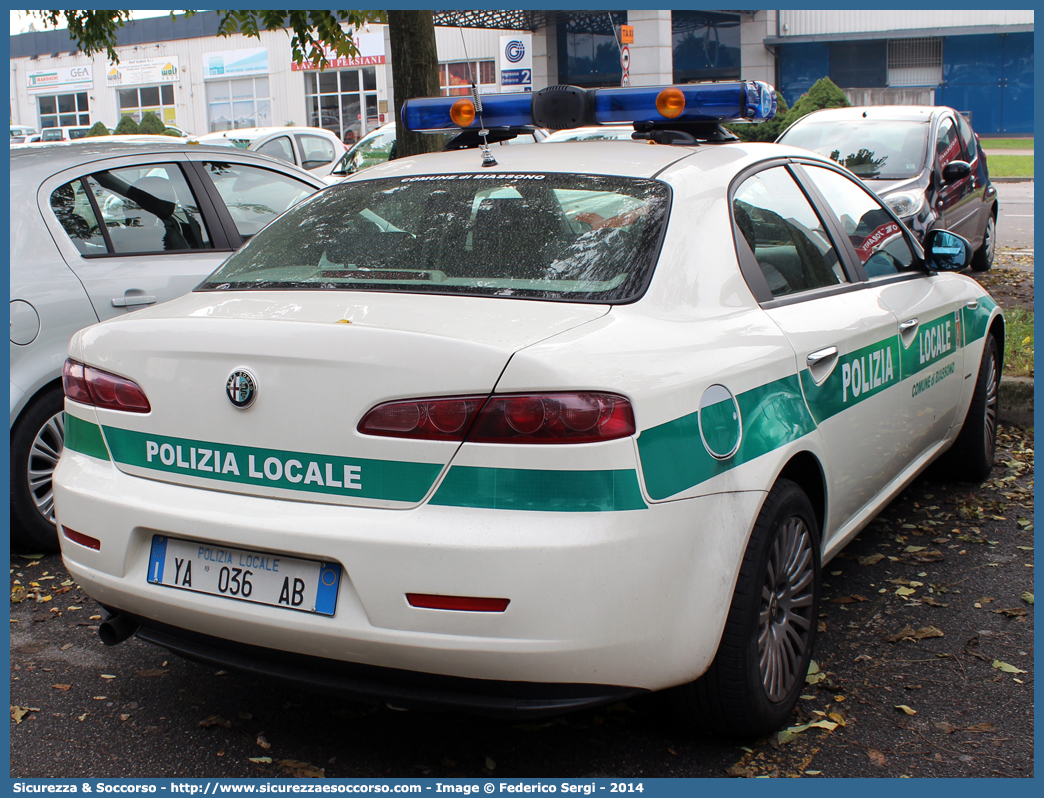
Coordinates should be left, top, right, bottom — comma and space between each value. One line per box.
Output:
1003, 308, 1033, 377
980, 138, 1033, 150
988, 154, 1034, 178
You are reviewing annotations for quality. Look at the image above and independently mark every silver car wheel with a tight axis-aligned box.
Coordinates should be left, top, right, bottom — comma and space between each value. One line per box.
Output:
983, 342, 999, 460
983, 215, 996, 266
27, 410, 65, 523
758, 516, 815, 703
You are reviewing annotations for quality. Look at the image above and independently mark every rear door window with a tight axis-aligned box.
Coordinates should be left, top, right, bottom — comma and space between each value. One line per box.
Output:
50, 180, 107, 255
295, 134, 337, 170
203, 162, 317, 240
85, 164, 212, 254
255, 135, 295, 164
732, 167, 847, 298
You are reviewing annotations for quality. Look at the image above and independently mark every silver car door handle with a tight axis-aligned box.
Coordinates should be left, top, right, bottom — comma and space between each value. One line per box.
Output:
899, 319, 919, 333
111, 295, 157, 308
965, 300, 979, 310
806, 346, 838, 368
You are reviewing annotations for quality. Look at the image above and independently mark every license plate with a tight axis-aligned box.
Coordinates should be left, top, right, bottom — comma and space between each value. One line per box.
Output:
147, 536, 340, 615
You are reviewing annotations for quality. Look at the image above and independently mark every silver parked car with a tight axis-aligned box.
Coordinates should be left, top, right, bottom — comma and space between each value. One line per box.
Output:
10, 140, 326, 551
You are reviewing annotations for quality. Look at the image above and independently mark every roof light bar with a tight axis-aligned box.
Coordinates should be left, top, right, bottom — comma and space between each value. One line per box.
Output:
402, 81, 777, 133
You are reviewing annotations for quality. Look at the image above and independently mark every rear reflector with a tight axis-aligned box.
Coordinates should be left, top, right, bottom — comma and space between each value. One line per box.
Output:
406, 593, 510, 612
62, 526, 101, 550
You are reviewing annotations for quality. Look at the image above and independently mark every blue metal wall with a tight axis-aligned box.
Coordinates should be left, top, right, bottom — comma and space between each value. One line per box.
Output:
937, 32, 1033, 135
777, 31, 1033, 135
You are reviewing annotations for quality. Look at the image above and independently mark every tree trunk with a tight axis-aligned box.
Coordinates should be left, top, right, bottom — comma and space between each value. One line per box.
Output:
387, 10, 442, 160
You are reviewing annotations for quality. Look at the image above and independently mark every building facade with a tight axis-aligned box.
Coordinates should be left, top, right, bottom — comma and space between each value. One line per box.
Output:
9, 10, 1034, 139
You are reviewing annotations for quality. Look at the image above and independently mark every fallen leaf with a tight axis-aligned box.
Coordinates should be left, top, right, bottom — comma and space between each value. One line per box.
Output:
830, 595, 868, 604
11, 706, 33, 724
277, 760, 324, 778
60, 644, 72, 651
867, 749, 886, 767
993, 607, 1028, 618
78, 713, 87, 722
889, 625, 916, 642
249, 757, 273, 764
256, 735, 271, 750
965, 722, 996, 733
935, 721, 957, 734
485, 757, 496, 771
1022, 592, 1034, 604
120, 714, 130, 721
805, 771, 822, 776
99, 674, 116, 680
992, 660, 1026, 674
777, 729, 798, 745
828, 712, 846, 726
50, 684, 71, 691
914, 626, 944, 639
859, 554, 884, 566
905, 545, 926, 553
808, 720, 839, 731
896, 586, 917, 596
726, 764, 754, 778
896, 705, 917, 715
198, 715, 232, 729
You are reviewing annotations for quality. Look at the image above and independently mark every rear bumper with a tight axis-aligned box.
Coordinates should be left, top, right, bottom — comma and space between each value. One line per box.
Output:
56, 448, 764, 693
122, 613, 642, 717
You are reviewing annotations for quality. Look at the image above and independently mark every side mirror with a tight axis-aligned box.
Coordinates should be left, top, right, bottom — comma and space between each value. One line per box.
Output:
942, 160, 971, 182
923, 229, 972, 271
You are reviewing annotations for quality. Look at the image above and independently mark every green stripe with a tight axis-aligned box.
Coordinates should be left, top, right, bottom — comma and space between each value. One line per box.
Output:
899, 310, 962, 380
64, 414, 111, 460
637, 375, 815, 501
102, 427, 441, 504
801, 337, 900, 424
963, 296, 998, 345
430, 466, 647, 512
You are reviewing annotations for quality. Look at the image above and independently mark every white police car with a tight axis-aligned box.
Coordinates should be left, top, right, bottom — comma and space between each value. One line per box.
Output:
53, 82, 1002, 736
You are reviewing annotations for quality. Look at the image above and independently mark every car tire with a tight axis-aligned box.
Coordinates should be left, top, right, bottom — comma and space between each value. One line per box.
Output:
937, 333, 1001, 482
10, 385, 65, 552
673, 479, 820, 737
970, 211, 996, 272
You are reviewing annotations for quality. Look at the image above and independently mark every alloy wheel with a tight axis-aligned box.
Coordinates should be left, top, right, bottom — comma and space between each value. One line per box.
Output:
27, 410, 65, 524
758, 516, 815, 702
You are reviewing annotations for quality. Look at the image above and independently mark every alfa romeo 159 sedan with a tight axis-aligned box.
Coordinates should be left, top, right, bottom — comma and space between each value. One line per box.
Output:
53, 82, 1003, 736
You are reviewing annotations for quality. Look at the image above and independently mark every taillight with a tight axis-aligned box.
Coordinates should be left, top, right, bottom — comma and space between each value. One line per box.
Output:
358, 396, 486, 441
468, 393, 635, 443
62, 359, 151, 413
358, 392, 635, 443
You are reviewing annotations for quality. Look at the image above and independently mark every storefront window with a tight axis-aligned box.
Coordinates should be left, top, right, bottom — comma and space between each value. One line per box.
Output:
672, 11, 741, 83
304, 67, 378, 145
118, 84, 177, 125
207, 77, 270, 132
440, 61, 496, 96
556, 11, 626, 87
38, 92, 90, 129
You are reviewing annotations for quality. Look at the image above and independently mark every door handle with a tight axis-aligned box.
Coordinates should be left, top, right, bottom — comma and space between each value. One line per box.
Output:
899, 319, 919, 333
111, 295, 157, 308
806, 346, 838, 368
965, 300, 979, 310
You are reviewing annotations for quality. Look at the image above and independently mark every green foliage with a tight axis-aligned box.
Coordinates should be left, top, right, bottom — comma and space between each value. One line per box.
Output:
113, 115, 140, 135
786, 77, 850, 124
1002, 308, 1034, 377
988, 154, 1034, 178
726, 95, 790, 142
137, 111, 166, 135
85, 121, 110, 137
29, 11, 386, 68
831, 147, 887, 177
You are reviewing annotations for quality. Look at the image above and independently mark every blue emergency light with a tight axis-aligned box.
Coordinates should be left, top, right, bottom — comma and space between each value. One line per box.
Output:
401, 81, 777, 133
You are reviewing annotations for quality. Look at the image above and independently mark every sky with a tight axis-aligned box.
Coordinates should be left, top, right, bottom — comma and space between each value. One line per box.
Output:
10, 10, 186, 37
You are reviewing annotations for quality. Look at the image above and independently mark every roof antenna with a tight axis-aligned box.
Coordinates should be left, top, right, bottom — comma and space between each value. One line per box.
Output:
459, 26, 497, 167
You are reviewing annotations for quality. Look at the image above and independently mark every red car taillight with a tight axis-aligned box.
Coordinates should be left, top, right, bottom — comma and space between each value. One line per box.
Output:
62, 359, 151, 413
468, 393, 635, 443
358, 396, 487, 441
358, 392, 634, 443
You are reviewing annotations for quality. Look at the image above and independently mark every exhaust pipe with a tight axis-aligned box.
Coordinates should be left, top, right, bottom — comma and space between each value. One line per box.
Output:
99, 611, 139, 646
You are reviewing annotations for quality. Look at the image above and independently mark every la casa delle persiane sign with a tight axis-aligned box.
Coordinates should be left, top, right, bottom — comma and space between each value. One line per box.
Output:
291, 54, 385, 71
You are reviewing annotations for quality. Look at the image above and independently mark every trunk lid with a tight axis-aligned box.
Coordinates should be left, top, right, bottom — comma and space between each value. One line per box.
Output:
78, 291, 608, 507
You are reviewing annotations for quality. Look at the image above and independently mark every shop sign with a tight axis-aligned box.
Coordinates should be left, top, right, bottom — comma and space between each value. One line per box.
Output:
205, 47, 270, 79
106, 56, 180, 87
290, 31, 385, 71
499, 34, 533, 93
27, 65, 93, 94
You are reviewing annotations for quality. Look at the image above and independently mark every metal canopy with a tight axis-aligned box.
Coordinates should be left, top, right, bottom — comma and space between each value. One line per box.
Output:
432, 10, 552, 31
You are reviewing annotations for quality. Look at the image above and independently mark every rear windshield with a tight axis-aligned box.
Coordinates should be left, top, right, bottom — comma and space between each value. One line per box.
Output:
780, 120, 929, 180
199, 173, 671, 302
